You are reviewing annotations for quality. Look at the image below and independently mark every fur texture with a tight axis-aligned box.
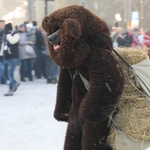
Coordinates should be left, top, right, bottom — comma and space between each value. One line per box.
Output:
42, 5, 124, 150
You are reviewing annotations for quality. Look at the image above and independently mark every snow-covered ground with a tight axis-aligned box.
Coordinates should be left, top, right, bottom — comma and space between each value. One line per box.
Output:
0, 79, 67, 150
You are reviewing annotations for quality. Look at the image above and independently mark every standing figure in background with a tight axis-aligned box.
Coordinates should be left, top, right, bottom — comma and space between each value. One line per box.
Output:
32, 21, 45, 79
3, 23, 20, 96
143, 27, 150, 59
137, 29, 144, 47
110, 26, 118, 48
124, 28, 133, 47
26, 22, 36, 78
18, 24, 36, 81
40, 27, 58, 84
131, 28, 144, 48
114, 27, 126, 47
0, 20, 5, 84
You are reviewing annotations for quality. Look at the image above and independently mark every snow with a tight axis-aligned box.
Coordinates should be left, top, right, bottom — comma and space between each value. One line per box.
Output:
0, 79, 67, 150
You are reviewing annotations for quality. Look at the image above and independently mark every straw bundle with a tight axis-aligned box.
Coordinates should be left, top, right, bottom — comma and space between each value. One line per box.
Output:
108, 48, 150, 149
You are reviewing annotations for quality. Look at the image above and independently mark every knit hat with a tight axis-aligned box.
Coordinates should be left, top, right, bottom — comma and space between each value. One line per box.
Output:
5, 23, 13, 31
32, 21, 37, 27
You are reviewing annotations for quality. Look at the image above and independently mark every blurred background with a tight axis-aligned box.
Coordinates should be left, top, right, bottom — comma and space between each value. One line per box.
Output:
0, 0, 149, 29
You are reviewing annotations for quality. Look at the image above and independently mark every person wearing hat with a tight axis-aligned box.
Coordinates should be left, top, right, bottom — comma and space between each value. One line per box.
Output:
3, 23, 20, 96
18, 24, 36, 81
32, 21, 46, 79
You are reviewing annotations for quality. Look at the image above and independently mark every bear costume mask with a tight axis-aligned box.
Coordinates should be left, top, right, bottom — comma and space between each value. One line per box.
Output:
42, 5, 124, 150
42, 5, 110, 69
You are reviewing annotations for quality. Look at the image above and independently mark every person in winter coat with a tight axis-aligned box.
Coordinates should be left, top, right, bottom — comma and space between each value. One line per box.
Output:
18, 24, 36, 81
40, 27, 58, 83
0, 20, 5, 84
32, 21, 45, 79
142, 27, 150, 58
3, 23, 20, 96
115, 27, 126, 47
123, 28, 133, 47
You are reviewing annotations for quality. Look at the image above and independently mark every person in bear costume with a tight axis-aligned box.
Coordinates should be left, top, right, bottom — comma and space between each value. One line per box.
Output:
42, 5, 124, 150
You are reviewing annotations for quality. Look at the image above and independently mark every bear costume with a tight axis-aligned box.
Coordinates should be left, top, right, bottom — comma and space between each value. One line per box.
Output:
42, 5, 124, 150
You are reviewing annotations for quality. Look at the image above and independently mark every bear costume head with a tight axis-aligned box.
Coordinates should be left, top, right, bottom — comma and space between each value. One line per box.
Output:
42, 5, 111, 68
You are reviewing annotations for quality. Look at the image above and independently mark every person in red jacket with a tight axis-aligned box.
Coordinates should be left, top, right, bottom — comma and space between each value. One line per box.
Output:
142, 27, 150, 58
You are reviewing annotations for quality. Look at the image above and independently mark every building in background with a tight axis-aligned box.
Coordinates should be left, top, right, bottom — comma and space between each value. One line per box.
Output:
0, 0, 28, 26
0, 0, 149, 29
53, 0, 150, 29
34, 0, 55, 26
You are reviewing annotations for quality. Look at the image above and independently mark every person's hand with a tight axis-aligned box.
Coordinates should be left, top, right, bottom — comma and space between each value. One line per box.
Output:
54, 112, 69, 122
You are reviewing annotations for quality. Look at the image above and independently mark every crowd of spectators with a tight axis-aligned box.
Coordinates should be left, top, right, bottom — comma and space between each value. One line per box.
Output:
0, 20, 59, 96
0, 19, 150, 96
110, 26, 150, 58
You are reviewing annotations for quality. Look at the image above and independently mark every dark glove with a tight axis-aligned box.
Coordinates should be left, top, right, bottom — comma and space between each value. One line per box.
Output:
54, 111, 69, 122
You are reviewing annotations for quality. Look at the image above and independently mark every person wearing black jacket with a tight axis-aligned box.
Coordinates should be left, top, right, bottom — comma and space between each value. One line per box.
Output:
32, 21, 45, 79
123, 28, 133, 47
3, 23, 20, 96
0, 20, 5, 83
114, 27, 126, 47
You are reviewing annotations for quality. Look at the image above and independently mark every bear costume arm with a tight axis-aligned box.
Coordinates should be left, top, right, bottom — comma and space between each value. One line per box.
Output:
79, 34, 124, 123
54, 68, 72, 122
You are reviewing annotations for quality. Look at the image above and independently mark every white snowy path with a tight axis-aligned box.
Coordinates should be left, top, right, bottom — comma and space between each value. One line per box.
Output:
0, 79, 67, 150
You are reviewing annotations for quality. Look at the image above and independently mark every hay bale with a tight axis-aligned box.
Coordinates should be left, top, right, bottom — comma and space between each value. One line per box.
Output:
108, 48, 150, 149
115, 47, 147, 65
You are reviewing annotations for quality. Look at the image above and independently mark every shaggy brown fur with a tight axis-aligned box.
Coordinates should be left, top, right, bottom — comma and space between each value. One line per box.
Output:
42, 5, 124, 150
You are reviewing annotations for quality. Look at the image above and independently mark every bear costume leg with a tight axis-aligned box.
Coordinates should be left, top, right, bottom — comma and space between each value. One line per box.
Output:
81, 119, 112, 150
64, 109, 82, 150
64, 119, 82, 150
64, 109, 112, 150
